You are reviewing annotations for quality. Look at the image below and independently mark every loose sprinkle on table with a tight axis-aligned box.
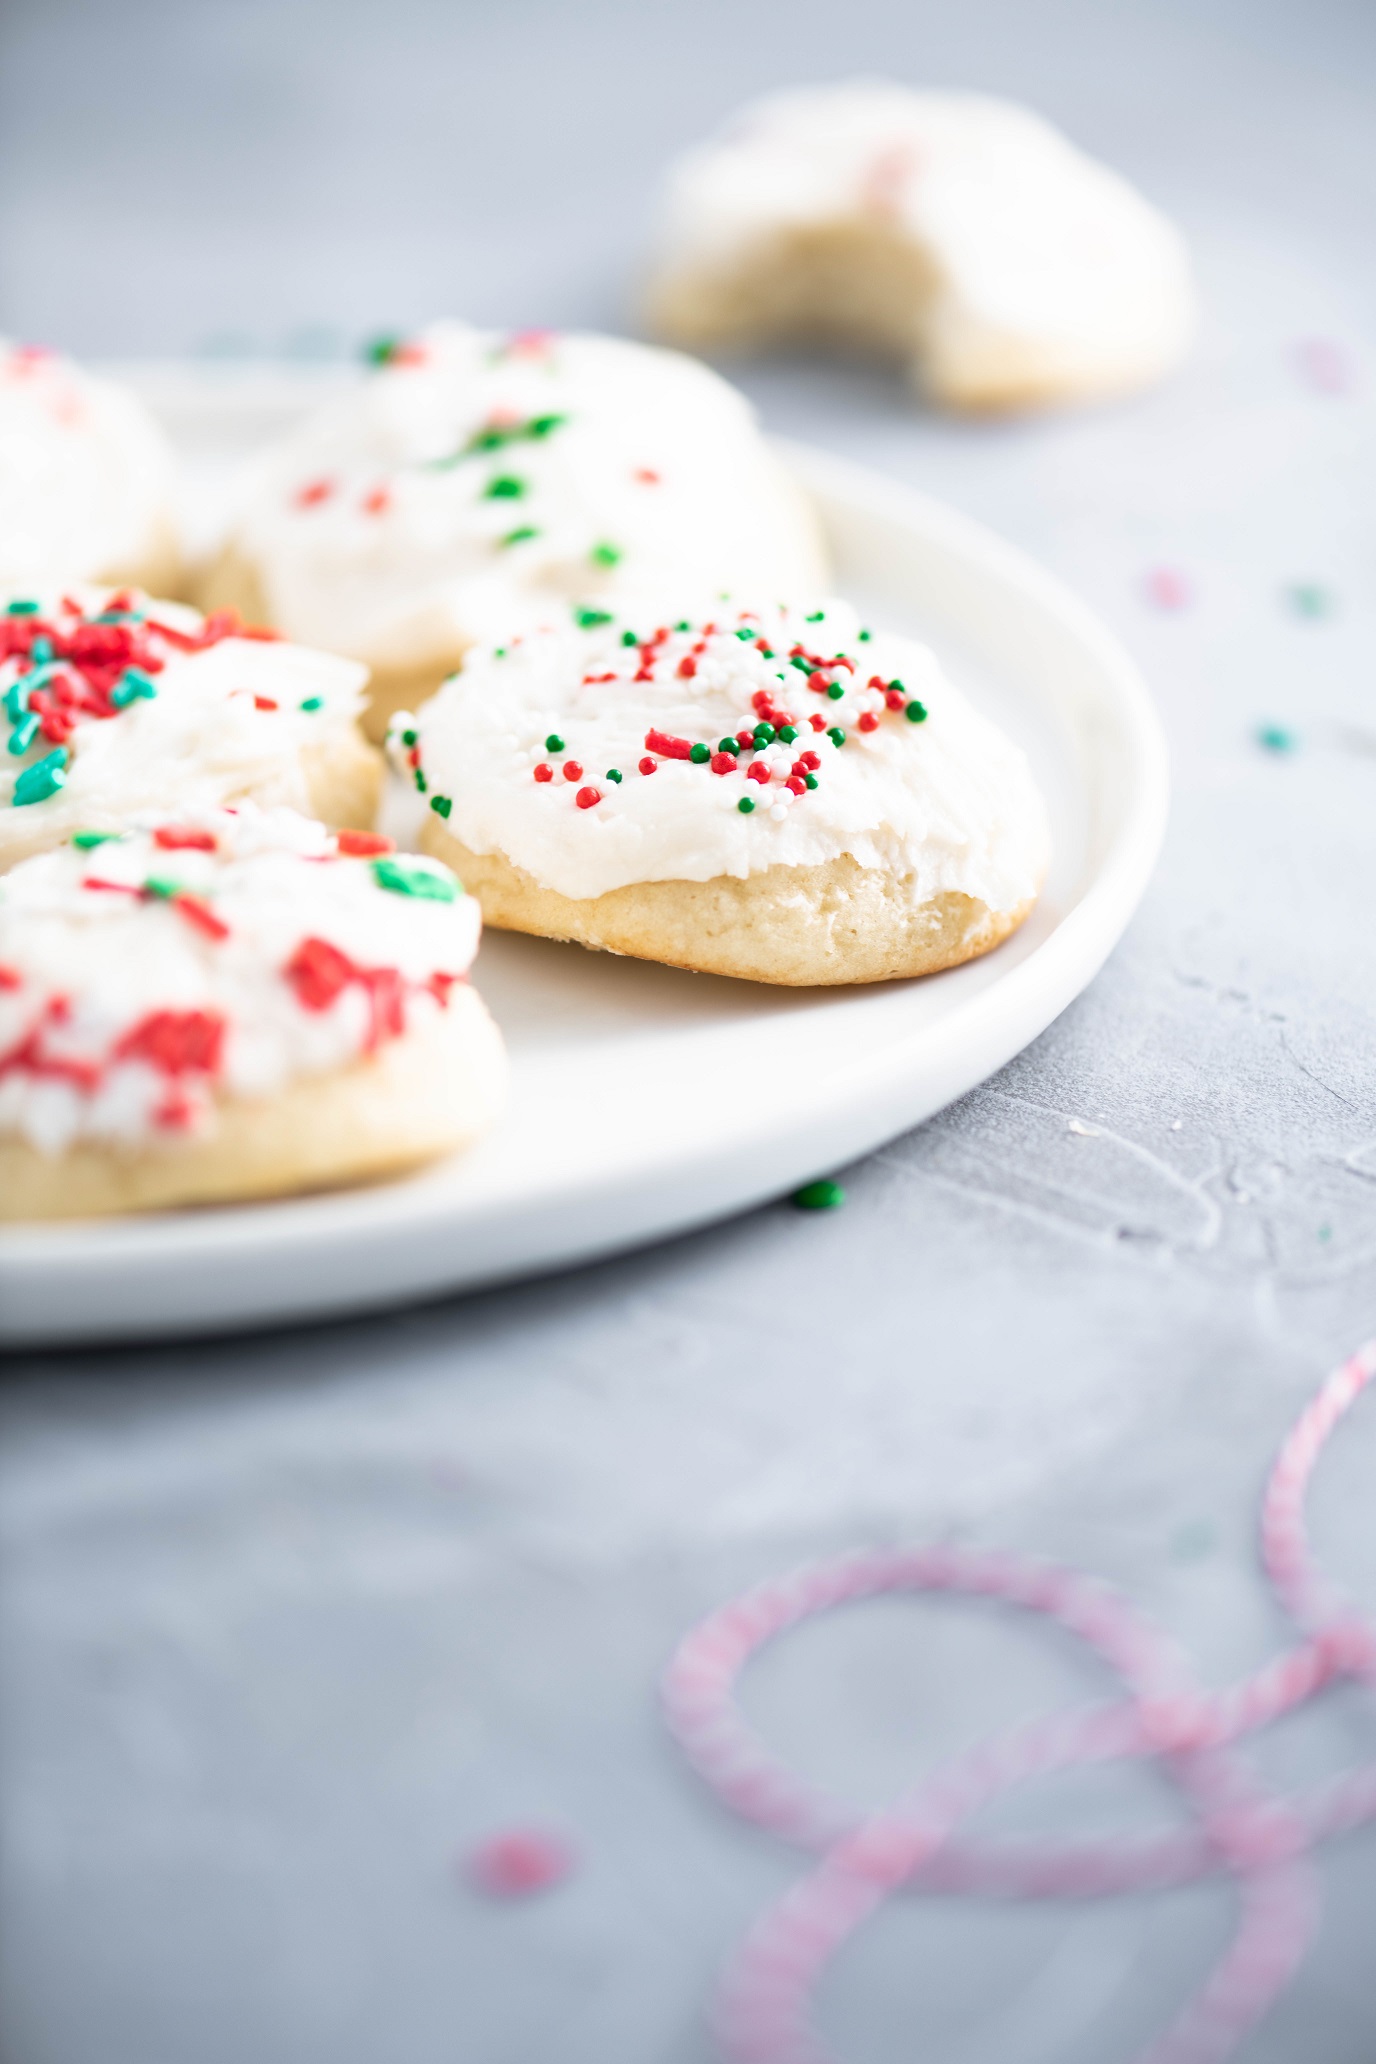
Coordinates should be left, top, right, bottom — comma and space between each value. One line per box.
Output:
793, 1178, 846, 1210
1256, 723, 1298, 753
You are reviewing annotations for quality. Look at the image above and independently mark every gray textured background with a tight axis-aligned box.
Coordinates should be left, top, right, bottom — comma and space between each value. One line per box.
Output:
4, 2, 1376, 2060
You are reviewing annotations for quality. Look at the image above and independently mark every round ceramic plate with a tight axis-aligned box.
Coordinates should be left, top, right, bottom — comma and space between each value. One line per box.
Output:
0, 385, 1167, 1344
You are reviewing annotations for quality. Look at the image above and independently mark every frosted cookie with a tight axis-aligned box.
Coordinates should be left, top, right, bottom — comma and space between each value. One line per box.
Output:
0, 588, 381, 871
644, 84, 1194, 414
0, 806, 505, 1220
202, 321, 828, 741
0, 341, 180, 591
410, 599, 1048, 986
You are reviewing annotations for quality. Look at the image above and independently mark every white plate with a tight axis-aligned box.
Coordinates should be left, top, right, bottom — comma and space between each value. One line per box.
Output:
0, 380, 1167, 1345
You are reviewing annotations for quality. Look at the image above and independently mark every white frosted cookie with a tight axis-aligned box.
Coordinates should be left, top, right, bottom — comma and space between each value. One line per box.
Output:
0, 805, 505, 1220
0, 587, 382, 871
0, 341, 180, 591
202, 321, 828, 739
644, 83, 1194, 414
410, 598, 1049, 986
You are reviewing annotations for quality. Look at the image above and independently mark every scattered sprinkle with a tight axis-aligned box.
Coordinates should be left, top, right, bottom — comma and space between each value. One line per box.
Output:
465, 1829, 577, 1900
1256, 723, 1298, 753
1286, 583, 1333, 619
1143, 567, 1193, 612
793, 1178, 846, 1211
371, 857, 459, 901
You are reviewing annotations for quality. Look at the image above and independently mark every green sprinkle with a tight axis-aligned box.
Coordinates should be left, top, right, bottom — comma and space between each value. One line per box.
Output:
372, 856, 458, 901
528, 413, 565, 438
73, 830, 118, 848
574, 606, 613, 628
826, 682, 844, 700
429, 793, 452, 819
494, 647, 507, 659
737, 796, 755, 814
804, 774, 818, 790
12, 748, 67, 805
804, 610, 825, 623
363, 334, 403, 365
753, 723, 775, 744
111, 667, 158, 709
590, 541, 622, 567
828, 726, 846, 747
888, 679, 905, 695
299, 695, 323, 712
689, 742, 710, 763
401, 728, 418, 748
1256, 723, 1298, 753
791, 655, 812, 673
905, 700, 927, 723
858, 629, 872, 642
674, 620, 692, 633
502, 525, 539, 547
792, 1177, 845, 1210
606, 767, 622, 783
7, 712, 39, 756
484, 475, 526, 499
545, 732, 565, 753
414, 768, 428, 792
759, 645, 774, 659
621, 629, 639, 647
1287, 582, 1333, 619
3, 681, 26, 724
717, 737, 740, 755
141, 875, 180, 900
6, 599, 39, 616
735, 627, 755, 641
777, 724, 798, 743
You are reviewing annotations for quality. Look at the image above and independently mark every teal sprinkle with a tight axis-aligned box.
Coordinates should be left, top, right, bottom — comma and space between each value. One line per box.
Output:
574, 606, 613, 629
73, 830, 118, 849
792, 1177, 846, 1209
372, 856, 459, 901
1287, 582, 1333, 619
429, 793, 453, 819
1256, 723, 1298, 753
3, 680, 27, 724
7, 711, 39, 756
299, 696, 323, 712
5, 599, 39, 616
111, 667, 158, 709
13, 747, 69, 805
30, 636, 53, 664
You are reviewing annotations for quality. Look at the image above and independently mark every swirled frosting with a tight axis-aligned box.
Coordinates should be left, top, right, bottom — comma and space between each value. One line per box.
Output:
0, 342, 177, 585
0, 805, 479, 1153
409, 597, 1049, 906
221, 323, 828, 670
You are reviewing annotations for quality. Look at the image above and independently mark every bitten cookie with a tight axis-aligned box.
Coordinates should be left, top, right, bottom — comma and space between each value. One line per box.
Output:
0, 806, 506, 1220
0, 588, 381, 871
644, 83, 1194, 414
409, 598, 1049, 986
201, 321, 828, 740
0, 341, 180, 592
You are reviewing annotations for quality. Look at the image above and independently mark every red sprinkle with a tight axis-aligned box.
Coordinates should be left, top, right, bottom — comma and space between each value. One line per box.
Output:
809, 713, 827, 732
294, 477, 335, 509
644, 729, 691, 760
172, 893, 229, 941
116, 1009, 225, 1078
336, 830, 395, 857
575, 785, 601, 809
533, 762, 554, 783
858, 712, 879, 732
799, 752, 821, 771
786, 776, 807, 795
638, 756, 657, 775
808, 671, 831, 694
563, 761, 584, 782
254, 695, 279, 712
746, 761, 771, 785
466, 1829, 576, 1899
885, 689, 906, 711
634, 467, 661, 485
361, 485, 391, 515
0, 965, 21, 990
709, 752, 735, 775
677, 657, 697, 678
154, 826, 217, 852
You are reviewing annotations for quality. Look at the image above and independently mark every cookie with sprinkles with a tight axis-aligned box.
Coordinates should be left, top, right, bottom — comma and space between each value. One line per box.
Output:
410, 598, 1049, 985
0, 341, 180, 592
0, 805, 505, 1219
645, 84, 1194, 414
0, 587, 382, 871
200, 321, 827, 741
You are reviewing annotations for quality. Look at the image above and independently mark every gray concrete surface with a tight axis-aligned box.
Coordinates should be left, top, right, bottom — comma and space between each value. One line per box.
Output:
3, 1, 1376, 2059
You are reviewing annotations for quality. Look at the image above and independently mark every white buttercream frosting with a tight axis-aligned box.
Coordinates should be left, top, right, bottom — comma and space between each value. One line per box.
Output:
0, 343, 177, 585
649, 82, 1194, 394
0, 586, 370, 865
222, 322, 827, 670
0, 805, 480, 1154
411, 598, 1049, 906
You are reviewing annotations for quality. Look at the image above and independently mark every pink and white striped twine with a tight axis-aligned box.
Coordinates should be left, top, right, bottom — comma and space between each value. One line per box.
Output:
662, 1339, 1376, 2064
